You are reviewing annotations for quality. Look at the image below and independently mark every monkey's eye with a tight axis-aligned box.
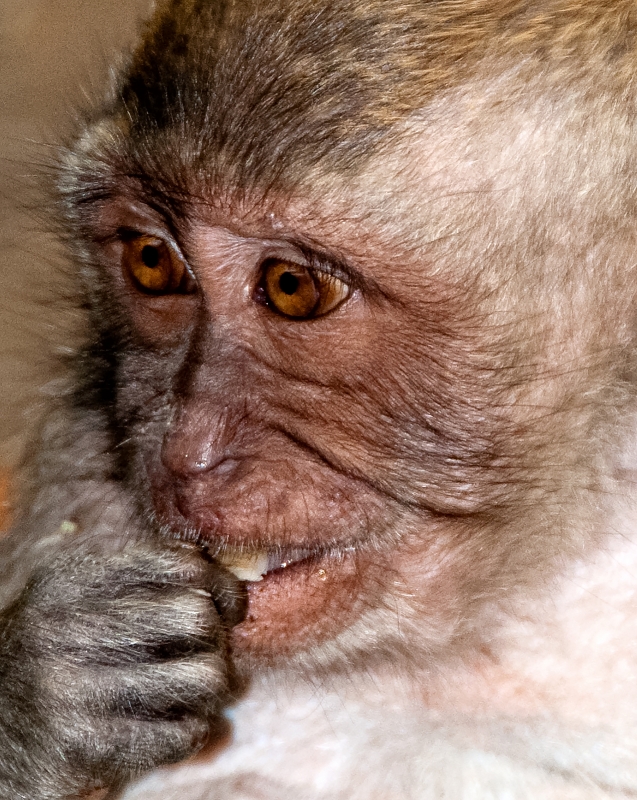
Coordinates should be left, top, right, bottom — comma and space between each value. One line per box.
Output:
261, 260, 349, 319
122, 235, 193, 294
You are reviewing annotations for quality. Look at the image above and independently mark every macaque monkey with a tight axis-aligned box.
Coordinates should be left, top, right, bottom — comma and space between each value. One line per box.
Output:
1, 0, 637, 797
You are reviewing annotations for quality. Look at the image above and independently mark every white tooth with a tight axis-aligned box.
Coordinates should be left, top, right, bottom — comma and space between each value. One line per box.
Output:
217, 550, 269, 582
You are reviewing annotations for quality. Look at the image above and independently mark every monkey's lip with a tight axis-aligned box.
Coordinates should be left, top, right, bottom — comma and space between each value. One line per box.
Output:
212, 545, 341, 581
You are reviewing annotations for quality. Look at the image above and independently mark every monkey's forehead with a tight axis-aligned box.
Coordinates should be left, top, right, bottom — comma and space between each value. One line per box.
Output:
110, 0, 636, 192
60, 0, 637, 275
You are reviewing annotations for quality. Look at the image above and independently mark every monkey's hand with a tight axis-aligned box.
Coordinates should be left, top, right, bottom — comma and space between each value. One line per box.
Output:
0, 545, 245, 800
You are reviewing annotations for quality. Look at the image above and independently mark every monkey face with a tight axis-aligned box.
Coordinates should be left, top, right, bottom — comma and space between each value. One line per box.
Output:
74, 152, 566, 670
62, 1, 627, 672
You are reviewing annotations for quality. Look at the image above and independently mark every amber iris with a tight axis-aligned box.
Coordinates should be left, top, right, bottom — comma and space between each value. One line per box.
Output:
263, 260, 349, 319
123, 236, 187, 293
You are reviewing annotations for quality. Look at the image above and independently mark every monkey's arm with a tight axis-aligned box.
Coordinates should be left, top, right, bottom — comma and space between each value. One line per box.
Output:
0, 405, 245, 799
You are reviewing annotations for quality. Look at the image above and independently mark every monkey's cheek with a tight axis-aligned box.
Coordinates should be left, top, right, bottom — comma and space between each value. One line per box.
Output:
230, 549, 382, 659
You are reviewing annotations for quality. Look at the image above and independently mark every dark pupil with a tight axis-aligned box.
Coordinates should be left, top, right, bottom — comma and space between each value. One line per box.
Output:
141, 245, 161, 268
278, 272, 299, 295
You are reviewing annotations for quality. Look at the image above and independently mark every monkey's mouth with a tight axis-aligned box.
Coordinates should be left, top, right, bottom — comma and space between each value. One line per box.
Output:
213, 546, 328, 581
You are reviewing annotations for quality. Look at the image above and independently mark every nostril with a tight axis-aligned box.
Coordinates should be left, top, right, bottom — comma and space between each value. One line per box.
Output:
161, 433, 242, 478
161, 436, 206, 476
182, 449, 224, 475
211, 457, 241, 476
161, 435, 214, 476
161, 402, 249, 478
186, 454, 241, 476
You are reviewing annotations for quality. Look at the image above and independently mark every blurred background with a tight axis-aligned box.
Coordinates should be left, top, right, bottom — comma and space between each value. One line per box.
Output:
0, 0, 152, 471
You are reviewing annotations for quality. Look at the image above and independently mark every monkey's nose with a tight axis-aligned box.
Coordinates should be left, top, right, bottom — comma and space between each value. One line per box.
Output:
160, 398, 245, 477
161, 431, 241, 478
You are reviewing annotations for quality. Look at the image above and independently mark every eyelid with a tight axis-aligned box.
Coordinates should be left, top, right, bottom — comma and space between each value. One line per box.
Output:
286, 247, 347, 285
294, 244, 366, 292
